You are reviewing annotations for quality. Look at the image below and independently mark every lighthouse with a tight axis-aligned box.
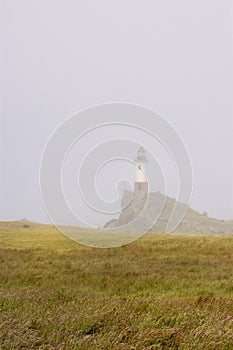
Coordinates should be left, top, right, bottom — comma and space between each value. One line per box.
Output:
134, 147, 148, 192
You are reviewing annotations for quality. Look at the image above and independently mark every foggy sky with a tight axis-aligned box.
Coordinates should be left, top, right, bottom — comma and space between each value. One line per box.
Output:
1, 0, 233, 225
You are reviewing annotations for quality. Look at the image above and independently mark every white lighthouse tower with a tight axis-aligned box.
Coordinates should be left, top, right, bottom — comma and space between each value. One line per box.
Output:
134, 147, 148, 192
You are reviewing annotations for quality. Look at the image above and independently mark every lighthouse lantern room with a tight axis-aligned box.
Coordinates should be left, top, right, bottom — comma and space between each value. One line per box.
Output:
134, 147, 148, 192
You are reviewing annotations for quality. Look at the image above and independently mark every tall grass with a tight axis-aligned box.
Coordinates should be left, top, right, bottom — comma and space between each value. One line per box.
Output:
1, 223, 233, 349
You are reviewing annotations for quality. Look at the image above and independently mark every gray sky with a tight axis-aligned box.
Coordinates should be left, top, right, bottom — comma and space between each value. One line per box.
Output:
1, 0, 233, 226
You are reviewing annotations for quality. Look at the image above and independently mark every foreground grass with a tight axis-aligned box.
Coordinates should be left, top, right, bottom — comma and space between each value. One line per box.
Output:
0, 222, 233, 349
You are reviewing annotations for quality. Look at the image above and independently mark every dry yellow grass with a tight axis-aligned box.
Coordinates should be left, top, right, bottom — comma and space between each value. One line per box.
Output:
0, 221, 233, 349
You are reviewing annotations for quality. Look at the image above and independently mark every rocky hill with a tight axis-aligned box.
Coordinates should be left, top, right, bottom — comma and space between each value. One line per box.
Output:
104, 190, 233, 235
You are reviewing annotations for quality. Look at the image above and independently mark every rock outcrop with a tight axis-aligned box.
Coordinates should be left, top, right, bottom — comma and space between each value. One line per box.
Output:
104, 190, 233, 235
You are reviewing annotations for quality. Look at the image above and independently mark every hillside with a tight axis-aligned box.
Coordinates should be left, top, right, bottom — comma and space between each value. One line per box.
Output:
104, 190, 233, 235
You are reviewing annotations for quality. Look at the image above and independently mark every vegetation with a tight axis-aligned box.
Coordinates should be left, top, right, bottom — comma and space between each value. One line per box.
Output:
1, 222, 233, 349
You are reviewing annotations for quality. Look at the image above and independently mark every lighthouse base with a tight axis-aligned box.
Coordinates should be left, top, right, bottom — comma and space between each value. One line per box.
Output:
134, 182, 148, 192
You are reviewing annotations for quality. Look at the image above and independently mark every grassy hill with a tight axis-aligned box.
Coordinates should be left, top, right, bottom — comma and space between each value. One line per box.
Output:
1, 221, 233, 349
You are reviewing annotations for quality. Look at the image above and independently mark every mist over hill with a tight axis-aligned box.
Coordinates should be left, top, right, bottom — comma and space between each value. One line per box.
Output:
104, 190, 233, 235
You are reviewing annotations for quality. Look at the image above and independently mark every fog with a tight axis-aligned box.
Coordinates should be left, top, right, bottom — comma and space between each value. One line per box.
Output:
1, 0, 233, 227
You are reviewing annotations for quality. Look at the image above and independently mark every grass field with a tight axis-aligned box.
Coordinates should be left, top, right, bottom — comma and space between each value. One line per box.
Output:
1, 222, 233, 349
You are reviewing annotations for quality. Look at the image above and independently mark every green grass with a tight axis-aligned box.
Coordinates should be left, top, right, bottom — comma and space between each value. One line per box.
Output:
0, 222, 233, 349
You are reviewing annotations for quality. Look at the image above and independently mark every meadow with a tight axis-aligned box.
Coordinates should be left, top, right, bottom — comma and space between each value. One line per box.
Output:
0, 222, 233, 349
